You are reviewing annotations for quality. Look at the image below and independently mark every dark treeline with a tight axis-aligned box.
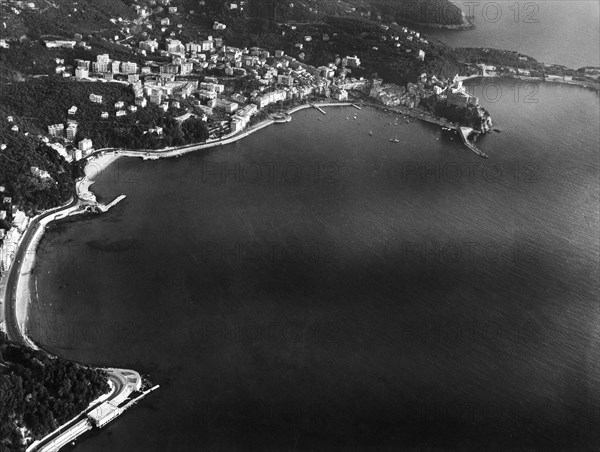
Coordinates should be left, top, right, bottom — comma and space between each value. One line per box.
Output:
0, 76, 209, 211
0, 126, 74, 214
2, 0, 136, 39
0, 77, 209, 150
0, 39, 146, 77
0, 332, 109, 452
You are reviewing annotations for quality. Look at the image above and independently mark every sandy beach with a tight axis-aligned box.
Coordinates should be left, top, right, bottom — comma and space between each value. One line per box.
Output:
77, 152, 123, 203
6, 152, 123, 349
7, 102, 374, 347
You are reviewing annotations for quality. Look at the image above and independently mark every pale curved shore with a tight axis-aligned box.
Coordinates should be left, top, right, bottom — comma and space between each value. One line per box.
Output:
15, 153, 124, 348
457, 73, 600, 92
4, 101, 356, 350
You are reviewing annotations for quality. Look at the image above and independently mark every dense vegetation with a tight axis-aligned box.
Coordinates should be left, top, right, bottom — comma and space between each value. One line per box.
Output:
217, 14, 477, 86
205, 0, 465, 27
0, 124, 74, 214
0, 76, 209, 149
0, 332, 109, 452
0, 76, 209, 210
0, 0, 136, 40
365, 0, 466, 26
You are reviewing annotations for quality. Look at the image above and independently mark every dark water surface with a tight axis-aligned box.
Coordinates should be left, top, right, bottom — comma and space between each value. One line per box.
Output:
422, 1, 600, 68
29, 81, 599, 450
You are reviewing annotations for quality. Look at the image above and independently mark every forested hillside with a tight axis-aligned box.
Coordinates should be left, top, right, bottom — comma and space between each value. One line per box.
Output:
0, 332, 109, 452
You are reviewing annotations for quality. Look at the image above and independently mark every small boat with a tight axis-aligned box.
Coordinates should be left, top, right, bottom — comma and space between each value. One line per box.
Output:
369, 130, 373, 136
406, 120, 410, 124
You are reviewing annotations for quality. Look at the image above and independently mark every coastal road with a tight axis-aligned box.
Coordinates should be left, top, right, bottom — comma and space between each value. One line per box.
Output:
29, 369, 139, 452
1, 198, 78, 346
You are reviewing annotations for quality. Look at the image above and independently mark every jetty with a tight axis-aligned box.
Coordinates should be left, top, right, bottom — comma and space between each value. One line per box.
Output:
98, 194, 126, 213
313, 104, 327, 115
459, 127, 488, 158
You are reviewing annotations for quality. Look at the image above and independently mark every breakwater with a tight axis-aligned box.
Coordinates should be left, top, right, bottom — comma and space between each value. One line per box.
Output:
459, 127, 488, 158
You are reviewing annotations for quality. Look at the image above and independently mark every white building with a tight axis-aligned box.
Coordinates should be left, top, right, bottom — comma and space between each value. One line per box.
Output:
48, 124, 65, 136
66, 123, 78, 140
135, 97, 148, 108
121, 61, 138, 74
97, 54, 110, 64
332, 89, 348, 101
78, 139, 93, 152
214, 99, 238, 113
345, 56, 361, 68
75, 67, 89, 79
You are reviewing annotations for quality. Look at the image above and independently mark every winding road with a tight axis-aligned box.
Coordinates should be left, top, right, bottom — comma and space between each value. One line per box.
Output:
1, 198, 78, 346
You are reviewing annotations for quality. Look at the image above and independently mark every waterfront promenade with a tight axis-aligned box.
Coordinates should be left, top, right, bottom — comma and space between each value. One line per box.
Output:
0, 99, 461, 452
2, 98, 475, 350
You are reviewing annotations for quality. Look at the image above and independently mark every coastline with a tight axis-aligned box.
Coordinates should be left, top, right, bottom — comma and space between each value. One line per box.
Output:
1, 102, 351, 349
457, 73, 600, 92
0, 101, 353, 452
0, 151, 151, 452
6, 76, 598, 345
2, 85, 596, 449
19, 153, 124, 347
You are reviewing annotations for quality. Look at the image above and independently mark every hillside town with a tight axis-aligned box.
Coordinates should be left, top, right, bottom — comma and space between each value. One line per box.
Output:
24, 21, 476, 155
0, 1, 491, 275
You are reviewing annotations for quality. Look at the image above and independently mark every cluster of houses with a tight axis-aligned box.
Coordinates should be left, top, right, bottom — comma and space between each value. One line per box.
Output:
47, 110, 92, 161
51, 30, 372, 140
370, 72, 482, 110
5, 0, 445, 187
369, 79, 423, 109
0, 188, 29, 273
39, 19, 444, 155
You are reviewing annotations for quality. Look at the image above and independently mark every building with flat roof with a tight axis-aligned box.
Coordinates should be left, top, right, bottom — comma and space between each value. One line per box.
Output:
66, 123, 78, 140
78, 139, 93, 152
